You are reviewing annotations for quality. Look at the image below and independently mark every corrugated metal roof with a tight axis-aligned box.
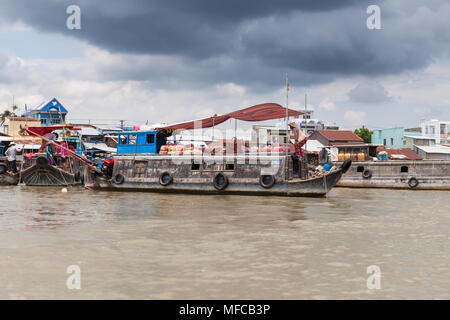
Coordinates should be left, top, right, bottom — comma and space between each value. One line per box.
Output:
415, 145, 450, 154
377, 146, 422, 160
317, 130, 364, 142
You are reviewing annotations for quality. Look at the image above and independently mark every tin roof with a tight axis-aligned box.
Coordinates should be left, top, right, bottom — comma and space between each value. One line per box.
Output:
377, 146, 422, 160
317, 130, 364, 142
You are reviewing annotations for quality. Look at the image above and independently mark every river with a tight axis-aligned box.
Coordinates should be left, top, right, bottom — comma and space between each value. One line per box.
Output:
0, 186, 448, 299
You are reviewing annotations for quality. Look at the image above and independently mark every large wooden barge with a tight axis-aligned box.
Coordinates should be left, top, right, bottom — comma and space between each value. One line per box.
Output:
85, 154, 350, 197
336, 160, 450, 190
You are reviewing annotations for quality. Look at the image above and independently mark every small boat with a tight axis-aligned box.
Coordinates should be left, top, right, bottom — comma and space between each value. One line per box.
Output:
0, 163, 19, 185
18, 125, 99, 186
20, 153, 82, 186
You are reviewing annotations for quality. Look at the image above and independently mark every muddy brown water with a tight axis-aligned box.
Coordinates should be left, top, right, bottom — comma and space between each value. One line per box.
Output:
0, 185, 448, 299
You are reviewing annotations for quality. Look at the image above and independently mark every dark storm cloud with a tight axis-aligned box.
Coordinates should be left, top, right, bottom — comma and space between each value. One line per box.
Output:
1, 0, 450, 87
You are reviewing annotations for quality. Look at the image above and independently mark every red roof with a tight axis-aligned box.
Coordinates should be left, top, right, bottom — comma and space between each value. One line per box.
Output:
317, 130, 364, 142
377, 146, 422, 160
329, 142, 367, 146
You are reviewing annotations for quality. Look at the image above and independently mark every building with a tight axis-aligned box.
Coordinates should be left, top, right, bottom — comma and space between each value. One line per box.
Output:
252, 125, 290, 145
403, 134, 436, 149
420, 119, 450, 145
276, 108, 338, 136
2, 117, 41, 139
22, 98, 68, 126
414, 145, 450, 160
308, 130, 374, 159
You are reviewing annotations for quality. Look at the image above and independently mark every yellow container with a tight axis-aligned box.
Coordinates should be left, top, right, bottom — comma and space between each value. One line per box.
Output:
345, 153, 351, 160
338, 153, 345, 161
357, 152, 365, 161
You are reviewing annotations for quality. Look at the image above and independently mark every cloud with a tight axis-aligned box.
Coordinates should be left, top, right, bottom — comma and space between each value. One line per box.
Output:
318, 98, 337, 111
344, 111, 366, 128
347, 81, 393, 103
1, 0, 450, 89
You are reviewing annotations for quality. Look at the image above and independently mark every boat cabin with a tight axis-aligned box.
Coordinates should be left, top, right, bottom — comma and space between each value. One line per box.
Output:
117, 130, 167, 154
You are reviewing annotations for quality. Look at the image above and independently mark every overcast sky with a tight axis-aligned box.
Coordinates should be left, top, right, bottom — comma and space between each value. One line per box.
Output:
0, 0, 449, 130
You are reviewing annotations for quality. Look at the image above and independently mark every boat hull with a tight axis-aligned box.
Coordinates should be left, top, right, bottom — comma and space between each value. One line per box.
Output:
336, 160, 450, 190
84, 155, 344, 197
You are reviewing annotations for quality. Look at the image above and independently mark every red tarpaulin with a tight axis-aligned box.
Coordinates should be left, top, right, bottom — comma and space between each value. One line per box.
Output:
157, 103, 303, 131
22, 125, 80, 137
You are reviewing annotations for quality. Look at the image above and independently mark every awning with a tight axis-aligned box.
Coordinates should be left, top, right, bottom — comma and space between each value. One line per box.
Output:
157, 103, 303, 131
0, 136, 14, 141
84, 142, 117, 153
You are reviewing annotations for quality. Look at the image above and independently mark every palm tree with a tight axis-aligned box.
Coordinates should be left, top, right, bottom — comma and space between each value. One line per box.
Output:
0, 105, 18, 125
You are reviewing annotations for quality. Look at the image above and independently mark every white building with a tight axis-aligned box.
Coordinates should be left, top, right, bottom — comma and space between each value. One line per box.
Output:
414, 145, 450, 160
420, 119, 450, 145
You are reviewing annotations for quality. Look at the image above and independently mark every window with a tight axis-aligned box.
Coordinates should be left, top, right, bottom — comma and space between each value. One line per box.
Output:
225, 164, 235, 170
146, 134, 155, 144
41, 119, 47, 125
383, 139, 386, 145
119, 136, 127, 144
401, 166, 408, 173
390, 138, 394, 146
441, 124, 446, 135
357, 166, 364, 172
191, 162, 200, 170
128, 135, 137, 145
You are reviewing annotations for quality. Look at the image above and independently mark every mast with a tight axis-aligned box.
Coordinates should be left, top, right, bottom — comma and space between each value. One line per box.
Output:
285, 74, 289, 178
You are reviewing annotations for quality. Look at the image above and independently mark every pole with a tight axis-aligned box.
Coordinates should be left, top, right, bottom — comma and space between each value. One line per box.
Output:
285, 73, 289, 179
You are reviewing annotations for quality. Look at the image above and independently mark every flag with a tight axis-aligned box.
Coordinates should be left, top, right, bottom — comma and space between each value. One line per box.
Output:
286, 80, 290, 91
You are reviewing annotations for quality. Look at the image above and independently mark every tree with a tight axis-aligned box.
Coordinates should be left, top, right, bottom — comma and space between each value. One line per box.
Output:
355, 127, 373, 143
0, 104, 18, 125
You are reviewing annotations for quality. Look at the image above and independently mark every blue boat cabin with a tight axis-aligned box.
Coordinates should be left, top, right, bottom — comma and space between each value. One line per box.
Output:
117, 130, 167, 154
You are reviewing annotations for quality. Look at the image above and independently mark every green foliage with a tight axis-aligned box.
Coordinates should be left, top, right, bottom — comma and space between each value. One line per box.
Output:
354, 127, 373, 143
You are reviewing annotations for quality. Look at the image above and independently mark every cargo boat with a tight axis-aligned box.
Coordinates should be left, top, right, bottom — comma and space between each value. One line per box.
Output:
84, 131, 352, 197
336, 160, 450, 190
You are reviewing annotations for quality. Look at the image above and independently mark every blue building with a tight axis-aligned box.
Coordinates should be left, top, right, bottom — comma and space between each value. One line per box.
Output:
372, 127, 422, 149
22, 98, 68, 126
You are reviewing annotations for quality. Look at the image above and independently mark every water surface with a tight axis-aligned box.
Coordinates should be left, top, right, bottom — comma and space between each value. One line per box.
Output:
0, 186, 448, 299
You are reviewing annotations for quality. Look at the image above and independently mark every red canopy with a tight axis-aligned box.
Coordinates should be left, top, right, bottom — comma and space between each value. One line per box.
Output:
158, 103, 303, 131
22, 125, 80, 137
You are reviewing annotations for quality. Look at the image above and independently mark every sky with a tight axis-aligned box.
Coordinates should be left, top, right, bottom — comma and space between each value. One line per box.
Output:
0, 0, 449, 130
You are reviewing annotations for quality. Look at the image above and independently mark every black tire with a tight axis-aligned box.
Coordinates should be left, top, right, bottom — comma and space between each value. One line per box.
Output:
213, 173, 228, 190
159, 172, 173, 186
0, 163, 7, 174
113, 173, 125, 185
36, 156, 49, 167
260, 175, 276, 189
362, 169, 372, 179
341, 159, 352, 174
408, 177, 419, 189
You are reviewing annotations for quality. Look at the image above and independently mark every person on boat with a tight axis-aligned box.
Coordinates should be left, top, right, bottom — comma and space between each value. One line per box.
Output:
59, 141, 68, 171
288, 122, 307, 157
45, 142, 55, 166
5, 142, 17, 174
